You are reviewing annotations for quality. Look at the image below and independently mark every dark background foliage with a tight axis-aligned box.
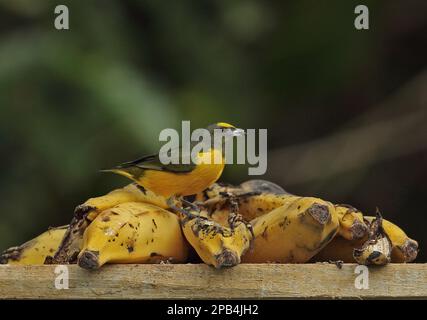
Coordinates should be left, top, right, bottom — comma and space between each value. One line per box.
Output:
0, 0, 426, 261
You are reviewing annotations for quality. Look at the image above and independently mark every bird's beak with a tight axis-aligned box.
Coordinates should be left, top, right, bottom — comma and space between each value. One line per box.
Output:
232, 128, 245, 137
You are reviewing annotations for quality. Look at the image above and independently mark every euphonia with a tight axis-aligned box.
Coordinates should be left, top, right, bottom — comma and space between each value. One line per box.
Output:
103, 122, 244, 203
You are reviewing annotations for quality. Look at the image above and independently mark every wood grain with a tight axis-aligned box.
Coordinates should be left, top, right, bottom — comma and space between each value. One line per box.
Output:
0, 264, 426, 299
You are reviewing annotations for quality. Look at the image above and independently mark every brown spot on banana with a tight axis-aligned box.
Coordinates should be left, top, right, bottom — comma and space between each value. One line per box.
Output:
261, 226, 268, 240
78, 250, 100, 270
74, 205, 97, 219
50, 215, 90, 264
306, 203, 331, 225
349, 220, 369, 240
397, 239, 418, 262
335, 205, 368, 240
215, 249, 240, 268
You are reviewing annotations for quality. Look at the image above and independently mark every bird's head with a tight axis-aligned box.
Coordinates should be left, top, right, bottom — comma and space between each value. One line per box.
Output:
206, 122, 245, 138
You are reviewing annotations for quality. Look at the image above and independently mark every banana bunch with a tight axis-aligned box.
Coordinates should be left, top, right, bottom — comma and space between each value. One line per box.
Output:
0, 226, 67, 265
1, 180, 418, 268
195, 181, 340, 263
195, 180, 417, 265
50, 183, 171, 264
312, 214, 418, 264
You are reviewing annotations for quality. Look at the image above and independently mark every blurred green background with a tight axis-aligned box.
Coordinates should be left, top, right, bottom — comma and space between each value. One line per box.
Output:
0, 0, 426, 261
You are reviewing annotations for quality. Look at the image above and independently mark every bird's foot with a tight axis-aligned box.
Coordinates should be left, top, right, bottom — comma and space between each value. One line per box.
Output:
167, 197, 202, 220
181, 198, 202, 213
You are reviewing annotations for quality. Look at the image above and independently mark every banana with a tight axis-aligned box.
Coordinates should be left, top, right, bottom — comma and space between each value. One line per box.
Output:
180, 210, 253, 268
0, 226, 68, 265
236, 194, 294, 222
76, 183, 170, 217
242, 197, 339, 263
77, 202, 188, 270
195, 179, 286, 202
334, 205, 368, 240
52, 183, 171, 264
364, 216, 418, 263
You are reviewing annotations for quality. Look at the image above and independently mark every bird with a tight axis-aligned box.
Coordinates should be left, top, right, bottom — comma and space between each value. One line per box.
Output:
102, 122, 244, 214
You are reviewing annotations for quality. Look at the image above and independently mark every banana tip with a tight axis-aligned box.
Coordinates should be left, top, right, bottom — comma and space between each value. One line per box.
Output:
307, 203, 331, 225
350, 221, 369, 240
78, 250, 101, 270
215, 249, 240, 268
402, 239, 419, 262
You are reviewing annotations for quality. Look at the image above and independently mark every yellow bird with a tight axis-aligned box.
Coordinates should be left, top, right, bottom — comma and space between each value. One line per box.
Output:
103, 122, 244, 210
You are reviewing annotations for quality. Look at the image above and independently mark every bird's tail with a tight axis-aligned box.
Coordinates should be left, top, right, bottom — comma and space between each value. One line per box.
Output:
100, 168, 135, 180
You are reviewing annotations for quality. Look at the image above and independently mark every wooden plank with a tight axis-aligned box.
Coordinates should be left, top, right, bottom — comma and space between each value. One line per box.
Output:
0, 264, 426, 299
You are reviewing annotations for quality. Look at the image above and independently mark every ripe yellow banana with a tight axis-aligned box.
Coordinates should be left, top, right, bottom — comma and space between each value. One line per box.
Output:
242, 197, 339, 263
52, 183, 172, 264
78, 202, 188, 269
0, 226, 67, 265
76, 183, 170, 218
180, 210, 253, 268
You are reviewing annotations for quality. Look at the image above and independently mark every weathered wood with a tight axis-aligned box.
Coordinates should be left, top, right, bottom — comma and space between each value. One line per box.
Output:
0, 264, 426, 299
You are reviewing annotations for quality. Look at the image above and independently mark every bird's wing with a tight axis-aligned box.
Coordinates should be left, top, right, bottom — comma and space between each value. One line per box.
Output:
113, 150, 196, 173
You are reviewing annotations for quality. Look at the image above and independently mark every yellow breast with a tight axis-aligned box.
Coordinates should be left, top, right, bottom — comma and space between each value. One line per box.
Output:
139, 149, 225, 197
